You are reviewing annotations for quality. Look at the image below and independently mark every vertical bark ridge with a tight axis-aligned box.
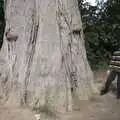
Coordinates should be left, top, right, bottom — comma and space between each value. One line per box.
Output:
56, 0, 93, 102
22, 1, 39, 105
57, 0, 78, 94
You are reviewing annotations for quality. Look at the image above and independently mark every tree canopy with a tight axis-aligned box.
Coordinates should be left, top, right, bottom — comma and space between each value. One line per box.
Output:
79, 0, 120, 69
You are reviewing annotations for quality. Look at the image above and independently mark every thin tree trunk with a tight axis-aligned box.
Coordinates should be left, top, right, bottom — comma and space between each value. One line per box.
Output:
0, 0, 94, 113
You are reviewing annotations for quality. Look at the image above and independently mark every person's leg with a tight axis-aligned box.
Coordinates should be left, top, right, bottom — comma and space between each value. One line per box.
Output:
117, 72, 120, 99
100, 70, 117, 95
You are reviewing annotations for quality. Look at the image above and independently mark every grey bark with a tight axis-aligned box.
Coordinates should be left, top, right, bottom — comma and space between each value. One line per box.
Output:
0, 0, 94, 113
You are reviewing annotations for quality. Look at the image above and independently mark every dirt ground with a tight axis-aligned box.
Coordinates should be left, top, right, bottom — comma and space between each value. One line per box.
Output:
1, 70, 120, 120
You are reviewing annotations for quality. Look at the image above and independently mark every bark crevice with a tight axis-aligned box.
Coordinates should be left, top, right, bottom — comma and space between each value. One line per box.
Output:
22, 5, 39, 105
57, 0, 79, 94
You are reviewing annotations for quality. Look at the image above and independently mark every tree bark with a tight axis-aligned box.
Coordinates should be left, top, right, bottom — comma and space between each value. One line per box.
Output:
0, 0, 94, 112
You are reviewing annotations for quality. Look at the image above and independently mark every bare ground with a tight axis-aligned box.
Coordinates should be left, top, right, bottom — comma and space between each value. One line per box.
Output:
1, 70, 120, 120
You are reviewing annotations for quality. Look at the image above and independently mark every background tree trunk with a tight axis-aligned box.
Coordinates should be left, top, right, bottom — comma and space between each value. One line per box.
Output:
0, 0, 94, 112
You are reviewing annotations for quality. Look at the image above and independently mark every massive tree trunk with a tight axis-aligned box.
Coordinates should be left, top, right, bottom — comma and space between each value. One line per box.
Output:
0, 0, 94, 112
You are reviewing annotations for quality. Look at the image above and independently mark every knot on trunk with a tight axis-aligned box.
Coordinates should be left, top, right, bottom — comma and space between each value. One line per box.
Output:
5, 28, 18, 42
72, 28, 81, 34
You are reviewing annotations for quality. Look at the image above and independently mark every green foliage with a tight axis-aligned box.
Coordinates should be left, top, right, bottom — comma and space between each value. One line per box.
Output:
79, 0, 120, 70
0, 0, 4, 17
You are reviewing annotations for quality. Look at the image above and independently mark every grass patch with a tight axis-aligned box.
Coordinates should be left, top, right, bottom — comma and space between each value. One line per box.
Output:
89, 95, 102, 103
92, 63, 109, 70
32, 105, 56, 117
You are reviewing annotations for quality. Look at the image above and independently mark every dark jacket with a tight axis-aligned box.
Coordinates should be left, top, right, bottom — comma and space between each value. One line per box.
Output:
109, 49, 120, 71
